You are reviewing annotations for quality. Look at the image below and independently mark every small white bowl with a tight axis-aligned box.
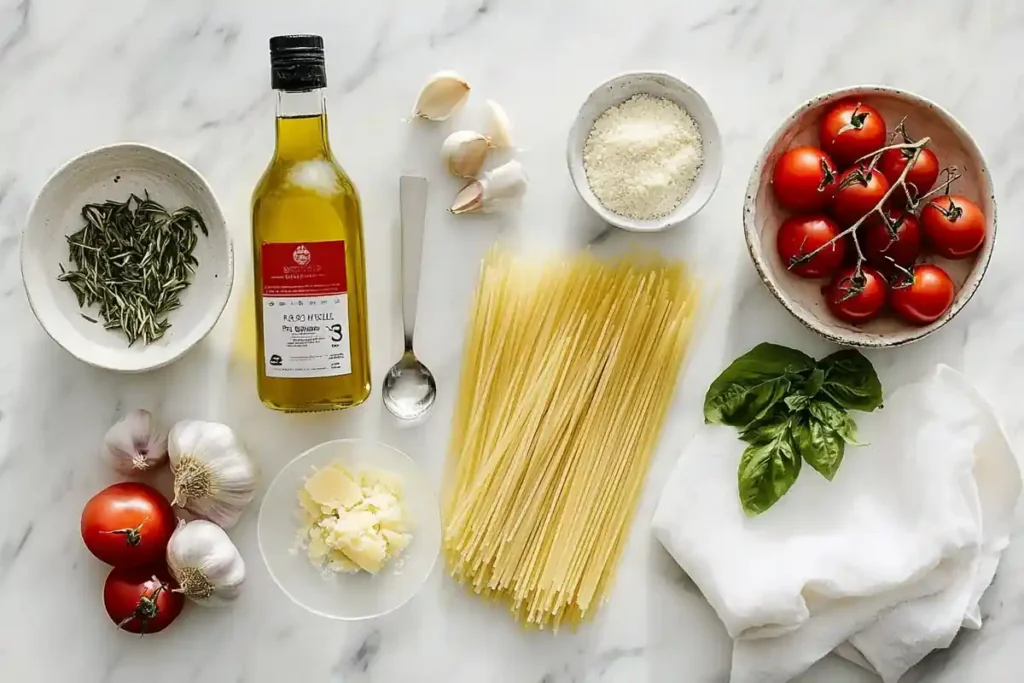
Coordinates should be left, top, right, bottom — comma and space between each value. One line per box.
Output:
567, 71, 722, 232
257, 439, 441, 621
744, 85, 996, 348
21, 143, 233, 372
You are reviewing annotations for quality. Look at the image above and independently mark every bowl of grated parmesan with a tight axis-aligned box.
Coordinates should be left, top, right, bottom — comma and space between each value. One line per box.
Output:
568, 71, 722, 231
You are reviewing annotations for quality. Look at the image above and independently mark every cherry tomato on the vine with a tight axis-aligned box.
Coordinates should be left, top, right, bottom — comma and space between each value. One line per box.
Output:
81, 482, 176, 568
919, 194, 986, 259
776, 214, 846, 278
771, 146, 838, 212
103, 564, 184, 635
825, 265, 888, 324
878, 146, 940, 196
889, 264, 955, 326
819, 100, 887, 168
831, 165, 890, 227
862, 209, 922, 270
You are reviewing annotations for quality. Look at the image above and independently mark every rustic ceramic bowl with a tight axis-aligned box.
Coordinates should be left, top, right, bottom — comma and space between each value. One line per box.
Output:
568, 71, 722, 231
21, 143, 233, 372
743, 85, 995, 348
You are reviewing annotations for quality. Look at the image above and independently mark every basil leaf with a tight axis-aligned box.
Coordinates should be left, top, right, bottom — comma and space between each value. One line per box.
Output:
808, 399, 860, 444
801, 368, 826, 397
819, 349, 883, 412
792, 412, 845, 480
784, 394, 811, 412
737, 413, 802, 516
704, 343, 816, 427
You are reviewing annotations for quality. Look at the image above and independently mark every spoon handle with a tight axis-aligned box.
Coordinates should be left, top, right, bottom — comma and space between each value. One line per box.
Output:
399, 175, 429, 350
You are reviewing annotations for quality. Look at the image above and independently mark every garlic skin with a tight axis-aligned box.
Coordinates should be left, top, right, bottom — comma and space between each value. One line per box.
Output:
484, 100, 514, 149
450, 160, 529, 215
441, 130, 491, 178
166, 520, 245, 606
413, 70, 471, 121
168, 420, 258, 529
102, 409, 168, 475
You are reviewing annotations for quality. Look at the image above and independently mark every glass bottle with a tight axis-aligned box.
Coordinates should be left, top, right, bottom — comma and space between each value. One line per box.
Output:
250, 35, 371, 412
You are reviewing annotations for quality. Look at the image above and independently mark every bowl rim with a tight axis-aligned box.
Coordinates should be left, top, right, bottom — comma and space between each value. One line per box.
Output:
566, 70, 723, 233
20, 141, 235, 372
256, 437, 441, 621
742, 84, 996, 348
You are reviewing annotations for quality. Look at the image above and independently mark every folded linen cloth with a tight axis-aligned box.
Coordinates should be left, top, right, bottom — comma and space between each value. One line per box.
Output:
652, 365, 1021, 683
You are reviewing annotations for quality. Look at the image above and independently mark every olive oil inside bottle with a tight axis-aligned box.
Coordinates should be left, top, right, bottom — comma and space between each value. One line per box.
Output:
250, 35, 371, 412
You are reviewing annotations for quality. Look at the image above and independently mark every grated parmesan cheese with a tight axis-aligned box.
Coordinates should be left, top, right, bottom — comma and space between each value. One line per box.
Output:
582, 94, 704, 220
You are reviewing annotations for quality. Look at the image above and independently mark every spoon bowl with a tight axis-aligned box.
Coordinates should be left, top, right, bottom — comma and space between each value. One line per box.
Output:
383, 351, 437, 420
382, 175, 436, 422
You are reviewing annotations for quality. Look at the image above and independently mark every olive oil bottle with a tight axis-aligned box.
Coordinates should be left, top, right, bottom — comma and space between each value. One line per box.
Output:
251, 35, 371, 412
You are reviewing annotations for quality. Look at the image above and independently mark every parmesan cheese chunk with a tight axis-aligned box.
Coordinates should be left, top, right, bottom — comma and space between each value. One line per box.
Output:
296, 463, 412, 576
582, 94, 704, 220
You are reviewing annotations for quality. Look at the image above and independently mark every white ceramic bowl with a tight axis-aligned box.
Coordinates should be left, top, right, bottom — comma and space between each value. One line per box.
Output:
744, 85, 995, 348
257, 439, 441, 621
21, 143, 233, 372
567, 71, 722, 231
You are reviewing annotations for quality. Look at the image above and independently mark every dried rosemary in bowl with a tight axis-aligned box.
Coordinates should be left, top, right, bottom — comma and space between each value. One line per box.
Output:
58, 192, 208, 345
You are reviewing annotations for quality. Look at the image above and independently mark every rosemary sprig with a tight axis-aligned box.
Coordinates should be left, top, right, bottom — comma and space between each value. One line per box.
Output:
57, 192, 208, 346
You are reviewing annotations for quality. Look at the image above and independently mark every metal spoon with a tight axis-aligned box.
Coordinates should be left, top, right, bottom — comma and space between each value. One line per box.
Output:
382, 175, 437, 421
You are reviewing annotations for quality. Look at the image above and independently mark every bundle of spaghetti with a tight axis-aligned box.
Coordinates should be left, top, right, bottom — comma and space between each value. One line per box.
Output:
444, 247, 700, 630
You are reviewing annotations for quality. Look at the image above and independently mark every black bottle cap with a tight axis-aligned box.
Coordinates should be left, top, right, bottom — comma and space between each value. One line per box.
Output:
270, 35, 326, 91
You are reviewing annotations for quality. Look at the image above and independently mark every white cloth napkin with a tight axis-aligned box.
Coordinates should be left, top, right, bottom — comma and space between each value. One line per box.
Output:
652, 365, 1021, 683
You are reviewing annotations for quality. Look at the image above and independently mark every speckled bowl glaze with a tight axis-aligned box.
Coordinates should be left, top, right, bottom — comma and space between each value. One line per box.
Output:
743, 85, 995, 348
568, 71, 723, 231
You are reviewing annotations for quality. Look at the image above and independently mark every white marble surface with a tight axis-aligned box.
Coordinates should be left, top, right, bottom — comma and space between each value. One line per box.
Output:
1, 1, 1023, 681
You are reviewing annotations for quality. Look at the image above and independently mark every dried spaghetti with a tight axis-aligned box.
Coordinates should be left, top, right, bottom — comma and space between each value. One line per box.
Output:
443, 248, 700, 630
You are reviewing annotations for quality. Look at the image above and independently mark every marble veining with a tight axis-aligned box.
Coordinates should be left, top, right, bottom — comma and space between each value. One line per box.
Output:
2, 0, 1024, 681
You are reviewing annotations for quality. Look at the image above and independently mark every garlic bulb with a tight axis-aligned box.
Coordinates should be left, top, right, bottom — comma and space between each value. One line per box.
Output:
102, 409, 168, 475
484, 99, 514, 149
166, 520, 245, 606
412, 70, 471, 121
168, 420, 258, 529
441, 130, 491, 178
450, 160, 529, 214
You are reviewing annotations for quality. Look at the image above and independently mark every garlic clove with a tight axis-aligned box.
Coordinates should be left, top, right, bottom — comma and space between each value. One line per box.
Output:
441, 130, 491, 178
450, 160, 528, 215
166, 519, 245, 606
484, 99, 514, 149
413, 70, 471, 121
450, 181, 485, 214
168, 420, 258, 529
102, 409, 168, 476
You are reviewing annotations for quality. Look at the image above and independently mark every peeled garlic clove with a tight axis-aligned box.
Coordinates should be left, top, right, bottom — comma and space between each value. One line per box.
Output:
168, 420, 258, 529
484, 99, 514, 149
166, 520, 245, 606
102, 409, 168, 475
413, 70, 470, 121
442, 130, 491, 178
450, 160, 528, 215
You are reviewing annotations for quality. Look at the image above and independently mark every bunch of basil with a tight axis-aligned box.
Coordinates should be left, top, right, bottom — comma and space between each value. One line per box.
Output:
703, 343, 883, 516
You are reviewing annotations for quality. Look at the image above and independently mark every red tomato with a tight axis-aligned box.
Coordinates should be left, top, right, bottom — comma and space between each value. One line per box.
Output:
825, 266, 888, 324
862, 209, 922, 269
920, 195, 986, 259
776, 214, 846, 278
831, 165, 890, 226
103, 564, 184, 635
81, 482, 176, 568
819, 100, 887, 168
771, 146, 838, 212
890, 264, 955, 325
878, 146, 940, 196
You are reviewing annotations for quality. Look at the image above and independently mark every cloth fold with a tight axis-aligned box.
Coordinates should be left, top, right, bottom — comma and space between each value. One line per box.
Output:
652, 365, 1021, 683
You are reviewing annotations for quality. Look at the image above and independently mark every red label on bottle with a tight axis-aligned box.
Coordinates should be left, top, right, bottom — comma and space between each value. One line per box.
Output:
261, 241, 347, 297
